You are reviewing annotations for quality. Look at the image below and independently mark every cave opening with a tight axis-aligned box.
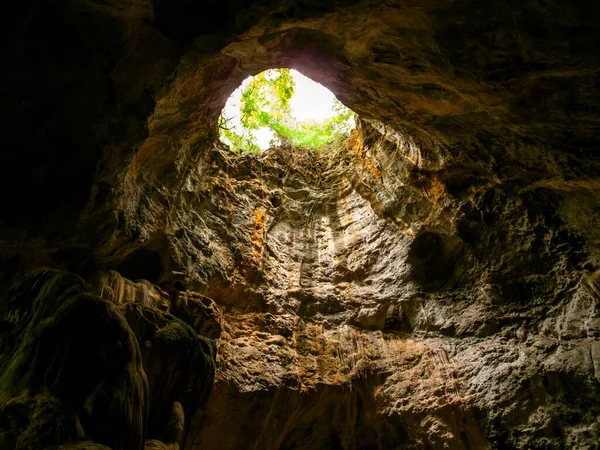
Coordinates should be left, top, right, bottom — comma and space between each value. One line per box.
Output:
218, 68, 356, 153
2, 3, 600, 449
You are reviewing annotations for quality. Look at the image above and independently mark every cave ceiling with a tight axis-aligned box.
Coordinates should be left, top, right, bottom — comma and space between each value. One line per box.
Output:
1, 1, 600, 449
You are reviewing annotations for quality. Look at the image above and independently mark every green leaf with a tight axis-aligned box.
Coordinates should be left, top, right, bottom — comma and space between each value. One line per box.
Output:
219, 68, 355, 153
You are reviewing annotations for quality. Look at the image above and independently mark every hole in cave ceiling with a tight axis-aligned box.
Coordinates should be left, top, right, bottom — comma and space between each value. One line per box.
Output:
218, 68, 356, 153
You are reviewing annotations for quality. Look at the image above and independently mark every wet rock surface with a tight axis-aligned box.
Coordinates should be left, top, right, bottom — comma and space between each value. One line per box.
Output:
1, 0, 600, 449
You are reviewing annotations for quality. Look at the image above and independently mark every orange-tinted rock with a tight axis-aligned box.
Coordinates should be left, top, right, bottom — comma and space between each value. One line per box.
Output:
1, 1, 600, 449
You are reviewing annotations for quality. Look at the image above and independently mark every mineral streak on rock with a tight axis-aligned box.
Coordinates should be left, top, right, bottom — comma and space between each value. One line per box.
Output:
1, 0, 600, 449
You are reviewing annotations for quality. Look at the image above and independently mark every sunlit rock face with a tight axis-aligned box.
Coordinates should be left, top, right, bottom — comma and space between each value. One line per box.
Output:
1, 1, 600, 449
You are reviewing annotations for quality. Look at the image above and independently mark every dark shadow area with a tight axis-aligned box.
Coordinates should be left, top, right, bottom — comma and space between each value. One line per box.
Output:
114, 249, 164, 283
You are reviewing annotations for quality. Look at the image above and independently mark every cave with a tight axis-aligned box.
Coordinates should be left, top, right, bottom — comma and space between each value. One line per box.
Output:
1, 1, 600, 449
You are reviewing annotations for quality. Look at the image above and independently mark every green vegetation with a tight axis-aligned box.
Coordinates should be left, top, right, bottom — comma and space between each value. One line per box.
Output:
218, 68, 355, 152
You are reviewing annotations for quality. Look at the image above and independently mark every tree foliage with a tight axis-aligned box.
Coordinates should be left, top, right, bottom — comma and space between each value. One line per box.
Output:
219, 69, 355, 152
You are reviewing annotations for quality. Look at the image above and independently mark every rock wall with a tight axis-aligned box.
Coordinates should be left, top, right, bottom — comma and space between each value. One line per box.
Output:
0, 269, 216, 449
159, 120, 599, 449
1, 0, 600, 449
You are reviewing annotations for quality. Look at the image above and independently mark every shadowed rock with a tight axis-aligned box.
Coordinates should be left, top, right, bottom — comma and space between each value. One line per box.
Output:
0, 0, 600, 448
0, 269, 148, 450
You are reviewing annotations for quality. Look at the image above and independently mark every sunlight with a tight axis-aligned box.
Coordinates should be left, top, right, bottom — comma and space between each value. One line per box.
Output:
219, 69, 355, 152
289, 71, 340, 122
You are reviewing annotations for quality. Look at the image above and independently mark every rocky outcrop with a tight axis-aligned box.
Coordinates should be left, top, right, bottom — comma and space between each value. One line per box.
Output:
0, 269, 216, 450
89, 270, 171, 310
0, 269, 149, 449
122, 304, 215, 446
154, 121, 599, 449
1, 0, 600, 449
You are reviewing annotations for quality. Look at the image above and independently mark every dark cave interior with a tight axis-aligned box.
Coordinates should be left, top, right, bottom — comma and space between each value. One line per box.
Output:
1, 1, 600, 449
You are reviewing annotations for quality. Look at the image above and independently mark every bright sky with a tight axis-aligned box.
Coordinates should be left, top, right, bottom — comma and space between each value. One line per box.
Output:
289, 71, 339, 122
221, 69, 349, 150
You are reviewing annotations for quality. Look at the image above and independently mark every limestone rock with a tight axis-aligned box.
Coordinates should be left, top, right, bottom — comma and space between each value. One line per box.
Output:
171, 291, 223, 340
0, 269, 216, 450
0, 269, 148, 450
89, 269, 170, 310
122, 303, 215, 444
1, 0, 600, 448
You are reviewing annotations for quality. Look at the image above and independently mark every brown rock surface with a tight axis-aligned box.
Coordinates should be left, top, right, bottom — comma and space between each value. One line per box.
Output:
1, 0, 600, 449
0, 269, 215, 449
0, 269, 149, 449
